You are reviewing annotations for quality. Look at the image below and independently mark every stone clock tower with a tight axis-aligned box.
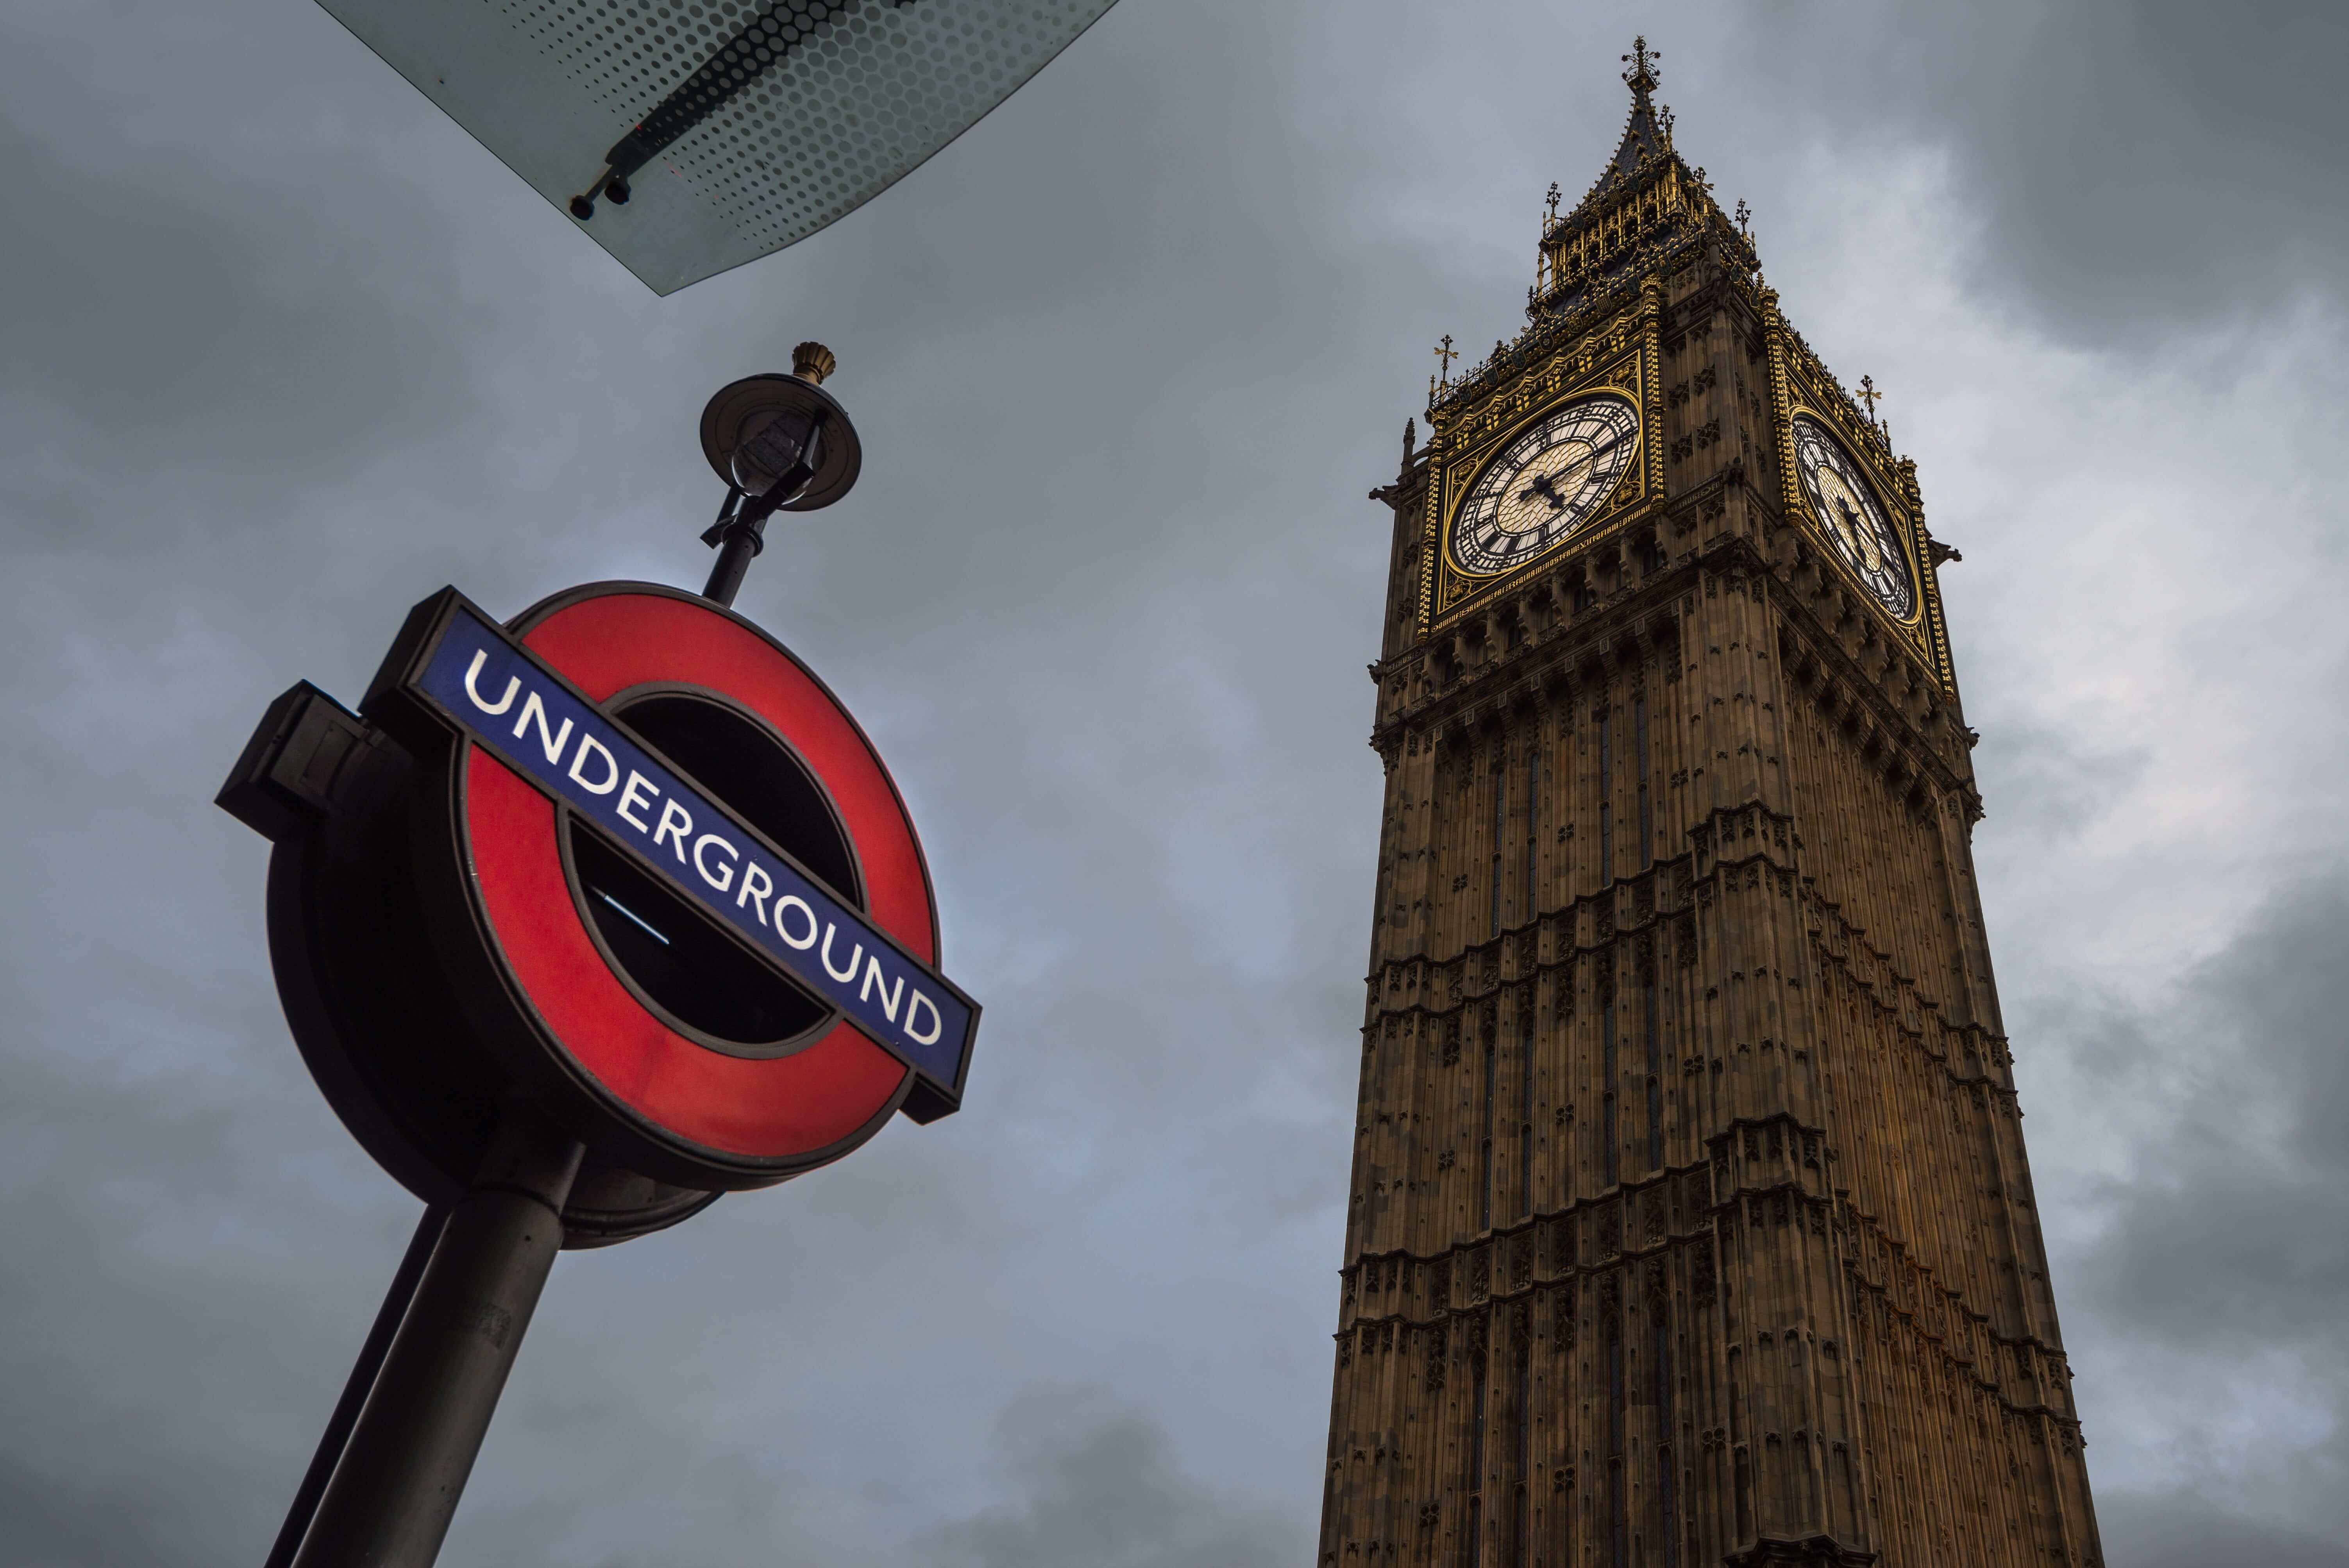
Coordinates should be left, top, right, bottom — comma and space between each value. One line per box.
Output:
1319, 41, 2102, 1568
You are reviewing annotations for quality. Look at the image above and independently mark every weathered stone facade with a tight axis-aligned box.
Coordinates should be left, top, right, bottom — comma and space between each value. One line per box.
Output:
1317, 42, 2100, 1568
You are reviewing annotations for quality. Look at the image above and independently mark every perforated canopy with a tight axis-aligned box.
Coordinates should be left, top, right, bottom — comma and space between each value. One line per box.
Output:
318, 0, 1118, 294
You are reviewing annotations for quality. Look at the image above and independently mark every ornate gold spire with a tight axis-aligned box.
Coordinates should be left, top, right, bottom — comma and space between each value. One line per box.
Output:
1594, 40, 1671, 189
1621, 34, 1659, 100
1521, 37, 1755, 322
1438, 38, 1758, 414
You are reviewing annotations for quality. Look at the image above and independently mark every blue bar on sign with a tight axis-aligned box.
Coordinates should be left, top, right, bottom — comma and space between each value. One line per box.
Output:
413, 608, 972, 1092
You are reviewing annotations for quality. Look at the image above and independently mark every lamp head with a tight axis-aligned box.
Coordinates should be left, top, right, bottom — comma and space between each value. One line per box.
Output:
699, 343, 862, 511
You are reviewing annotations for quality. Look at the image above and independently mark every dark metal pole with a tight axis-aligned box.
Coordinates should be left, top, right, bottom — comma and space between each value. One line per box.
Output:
700, 506, 769, 610
288, 1104, 583, 1568
263, 1203, 450, 1568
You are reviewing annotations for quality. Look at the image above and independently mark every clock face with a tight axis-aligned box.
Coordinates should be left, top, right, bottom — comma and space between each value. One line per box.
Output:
1449, 395, 1641, 576
1790, 415, 1915, 619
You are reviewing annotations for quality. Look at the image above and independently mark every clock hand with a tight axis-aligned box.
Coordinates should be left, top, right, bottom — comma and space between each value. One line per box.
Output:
1514, 431, 1630, 508
1833, 497, 1882, 571
1520, 473, 1569, 511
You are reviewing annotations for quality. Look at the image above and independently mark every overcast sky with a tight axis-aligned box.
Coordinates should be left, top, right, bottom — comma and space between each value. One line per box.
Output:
4, 2, 2347, 1564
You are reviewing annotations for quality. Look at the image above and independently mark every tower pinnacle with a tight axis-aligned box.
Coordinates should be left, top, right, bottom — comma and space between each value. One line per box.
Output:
1621, 35, 1660, 101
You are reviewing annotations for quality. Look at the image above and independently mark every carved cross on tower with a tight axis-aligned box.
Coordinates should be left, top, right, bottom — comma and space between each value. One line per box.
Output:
1621, 35, 1660, 98
1858, 374, 1884, 426
1434, 335, 1459, 384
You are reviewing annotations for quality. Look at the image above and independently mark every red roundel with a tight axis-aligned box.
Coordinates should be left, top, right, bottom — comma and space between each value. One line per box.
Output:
457, 583, 942, 1184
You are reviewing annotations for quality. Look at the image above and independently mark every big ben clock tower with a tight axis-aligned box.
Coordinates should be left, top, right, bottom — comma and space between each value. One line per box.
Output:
1319, 40, 2102, 1568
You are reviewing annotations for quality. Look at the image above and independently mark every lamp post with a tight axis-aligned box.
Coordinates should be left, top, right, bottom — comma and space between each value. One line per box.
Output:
257, 346, 869, 1568
697, 342, 863, 609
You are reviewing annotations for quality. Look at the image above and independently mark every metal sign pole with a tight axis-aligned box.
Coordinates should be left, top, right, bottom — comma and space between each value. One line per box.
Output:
287, 1104, 582, 1568
261, 1204, 449, 1568
258, 383, 822, 1561
231, 346, 975, 1565
254, 393, 822, 1559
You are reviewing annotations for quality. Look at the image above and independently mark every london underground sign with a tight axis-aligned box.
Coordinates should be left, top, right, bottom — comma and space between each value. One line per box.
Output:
228, 581, 978, 1203
377, 585, 977, 1175
410, 603, 970, 1096
218, 353, 966, 1568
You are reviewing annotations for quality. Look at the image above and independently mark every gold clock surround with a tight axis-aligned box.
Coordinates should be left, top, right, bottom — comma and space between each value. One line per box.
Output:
1786, 410, 1920, 624
1448, 393, 1642, 576
1423, 341, 1652, 629
1776, 349, 1947, 675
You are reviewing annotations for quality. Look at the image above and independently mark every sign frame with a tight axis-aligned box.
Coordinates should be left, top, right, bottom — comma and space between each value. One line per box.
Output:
356, 583, 979, 1191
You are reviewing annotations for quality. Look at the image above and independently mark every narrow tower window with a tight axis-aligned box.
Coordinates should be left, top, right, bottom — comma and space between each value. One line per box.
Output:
1597, 707, 1614, 884
1655, 1306, 1679, 1568
1607, 1315, 1627, 1568
1521, 1010, 1537, 1219
1600, 992, 1618, 1189
1516, 1325, 1534, 1565
1481, 1020, 1497, 1232
1467, 1337, 1489, 1568
1634, 691, 1652, 870
1526, 740, 1541, 917
1645, 973, 1663, 1172
1557, 714, 1573, 894
1491, 749, 1506, 939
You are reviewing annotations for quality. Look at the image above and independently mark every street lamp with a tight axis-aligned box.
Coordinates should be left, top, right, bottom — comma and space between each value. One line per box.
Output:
696, 342, 863, 608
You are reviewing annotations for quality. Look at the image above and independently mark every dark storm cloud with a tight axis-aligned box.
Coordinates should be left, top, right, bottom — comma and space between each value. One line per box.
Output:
1969, 717, 2154, 846
2040, 867, 2349, 1561
2, 0, 2343, 1563
2075, 868, 2349, 1349
1, 1, 1365, 1559
2099, 1500, 2349, 1568
1730, 1, 2349, 338
1, 115, 486, 499
0, 1456, 208, 1568
924, 1386, 1291, 1568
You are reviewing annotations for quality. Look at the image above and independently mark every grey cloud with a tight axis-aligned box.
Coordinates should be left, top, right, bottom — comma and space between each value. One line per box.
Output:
0, 115, 487, 508
923, 1385, 1297, 1568
0, 1455, 212, 1568
1970, 716, 2154, 844
2074, 866, 2349, 1347
3, 0, 2345, 1563
2014, 867, 2349, 1544
1729, 1, 2349, 339
2097, 1493, 2349, 1568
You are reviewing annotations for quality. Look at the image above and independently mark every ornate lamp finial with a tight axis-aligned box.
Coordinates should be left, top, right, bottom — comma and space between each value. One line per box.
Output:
1545, 181, 1562, 220
1621, 36, 1661, 100
790, 341, 837, 385
1734, 198, 1751, 237
1657, 104, 1675, 144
